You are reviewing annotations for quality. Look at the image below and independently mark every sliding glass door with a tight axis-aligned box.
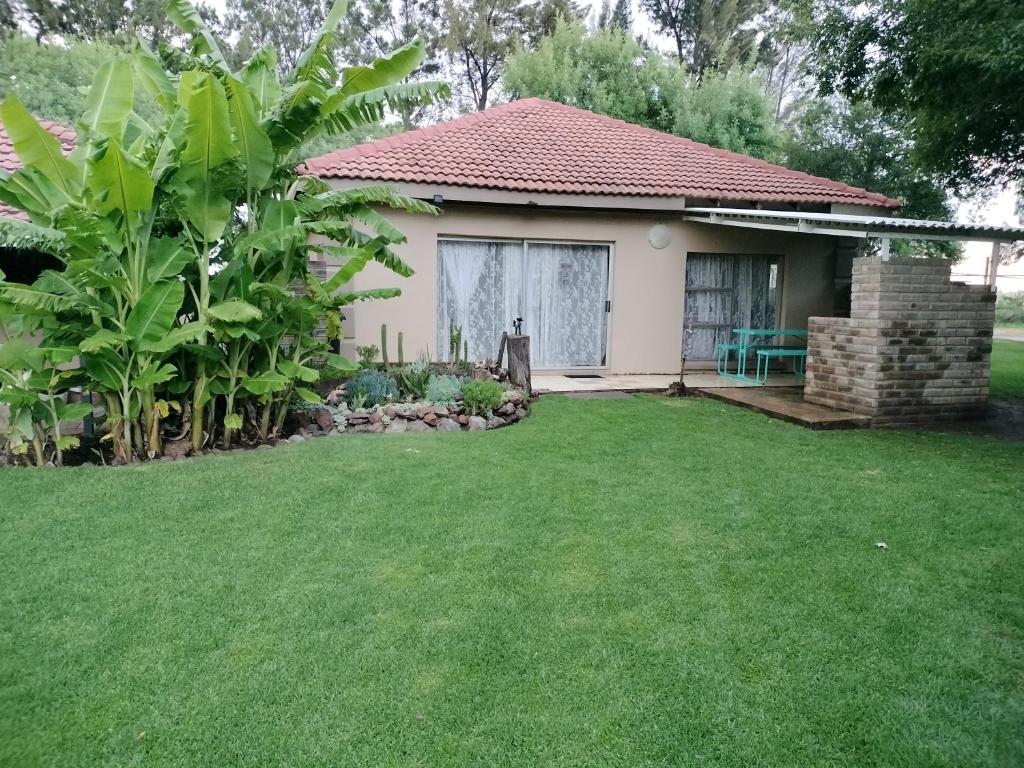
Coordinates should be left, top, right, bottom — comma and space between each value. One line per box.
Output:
683, 253, 780, 361
437, 239, 610, 368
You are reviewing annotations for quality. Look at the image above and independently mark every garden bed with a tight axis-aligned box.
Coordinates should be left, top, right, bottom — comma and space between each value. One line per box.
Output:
0, 366, 532, 467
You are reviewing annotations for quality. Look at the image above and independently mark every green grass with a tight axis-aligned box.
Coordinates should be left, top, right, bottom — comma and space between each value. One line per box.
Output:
992, 339, 1024, 398
2, 397, 1024, 766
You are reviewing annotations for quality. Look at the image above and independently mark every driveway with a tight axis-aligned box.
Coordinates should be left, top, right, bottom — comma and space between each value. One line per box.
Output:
995, 327, 1024, 342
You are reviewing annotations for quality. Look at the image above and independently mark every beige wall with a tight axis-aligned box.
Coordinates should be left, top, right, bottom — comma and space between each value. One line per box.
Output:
318, 204, 841, 374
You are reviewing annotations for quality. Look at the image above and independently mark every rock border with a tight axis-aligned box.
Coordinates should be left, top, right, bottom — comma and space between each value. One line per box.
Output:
286, 389, 531, 442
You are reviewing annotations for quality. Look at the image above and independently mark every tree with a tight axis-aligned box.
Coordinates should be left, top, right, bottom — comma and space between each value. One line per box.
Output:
227, 0, 332, 73
0, 35, 138, 125
527, 0, 585, 39
637, 0, 690, 63
808, 0, 1024, 192
672, 65, 779, 158
693, 0, 765, 79
0, 0, 448, 463
755, 1, 814, 121
609, 0, 631, 31
5, 0, 219, 46
505, 18, 781, 158
441, 0, 575, 112
783, 97, 957, 256
505, 19, 680, 133
443, 0, 527, 111
1, 0, 15, 32
639, 0, 767, 79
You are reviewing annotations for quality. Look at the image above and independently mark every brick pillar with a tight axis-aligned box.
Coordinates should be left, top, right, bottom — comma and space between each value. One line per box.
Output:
804, 257, 996, 425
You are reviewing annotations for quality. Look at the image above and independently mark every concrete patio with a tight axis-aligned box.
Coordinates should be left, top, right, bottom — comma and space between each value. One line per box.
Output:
532, 372, 804, 393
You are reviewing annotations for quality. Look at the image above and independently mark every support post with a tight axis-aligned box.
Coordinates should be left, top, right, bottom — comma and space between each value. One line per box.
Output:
989, 241, 1002, 290
506, 335, 531, 394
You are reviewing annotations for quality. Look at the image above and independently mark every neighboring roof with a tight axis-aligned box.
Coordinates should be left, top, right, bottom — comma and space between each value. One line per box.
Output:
0, 119, 76, 218
683, 208, 1024, 242
303, 98, 900, 208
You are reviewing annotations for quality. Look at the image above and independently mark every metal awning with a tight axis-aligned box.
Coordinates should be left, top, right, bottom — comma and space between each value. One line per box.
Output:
682, 207, 1024, 243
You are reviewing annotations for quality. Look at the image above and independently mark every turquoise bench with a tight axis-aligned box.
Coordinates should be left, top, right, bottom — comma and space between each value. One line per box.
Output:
755, 347, 807, 384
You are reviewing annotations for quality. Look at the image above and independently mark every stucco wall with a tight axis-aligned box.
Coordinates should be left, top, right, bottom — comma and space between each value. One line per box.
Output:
317, 204, 842, 374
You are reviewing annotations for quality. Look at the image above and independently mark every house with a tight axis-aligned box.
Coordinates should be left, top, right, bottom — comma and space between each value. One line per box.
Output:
303, 97, 901, 374
0, 119, 76, 284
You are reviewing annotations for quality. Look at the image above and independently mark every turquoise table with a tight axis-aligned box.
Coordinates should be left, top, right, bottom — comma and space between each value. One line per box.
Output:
718, 328, 808, 382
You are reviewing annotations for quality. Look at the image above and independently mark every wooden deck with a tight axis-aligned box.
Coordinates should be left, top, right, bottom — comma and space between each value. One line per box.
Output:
692, 386, 870, 430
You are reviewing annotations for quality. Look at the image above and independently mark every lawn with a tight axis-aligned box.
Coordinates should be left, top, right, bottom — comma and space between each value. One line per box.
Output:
992, 339, 1024, 398
3, 398, 1024, 766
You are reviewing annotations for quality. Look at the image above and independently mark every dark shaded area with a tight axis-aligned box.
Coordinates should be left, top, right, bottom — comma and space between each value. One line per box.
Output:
0, 247, 61, 284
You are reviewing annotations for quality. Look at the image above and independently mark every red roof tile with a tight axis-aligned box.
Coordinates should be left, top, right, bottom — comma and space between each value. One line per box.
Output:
303, 98, 900, 208
0, 119, 76, 219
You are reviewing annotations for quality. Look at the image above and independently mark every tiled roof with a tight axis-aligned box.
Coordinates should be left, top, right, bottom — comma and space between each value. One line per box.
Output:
303, 98, 900, 208
0, 119, 76, 219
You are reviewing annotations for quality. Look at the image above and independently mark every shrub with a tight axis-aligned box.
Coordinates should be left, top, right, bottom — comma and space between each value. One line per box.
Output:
347, 369, 398, 408
398, 357, 431, 400
461, 379, 504, 415
426, 374, 462, 405
356, 345, 380, 368
318, 363, 348, 382
995, 292, 1024, 325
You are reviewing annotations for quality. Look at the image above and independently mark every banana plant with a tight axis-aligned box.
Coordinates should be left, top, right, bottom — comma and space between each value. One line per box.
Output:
0, 0, 446, 463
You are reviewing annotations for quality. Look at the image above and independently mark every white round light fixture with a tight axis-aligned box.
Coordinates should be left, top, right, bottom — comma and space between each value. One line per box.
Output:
648, 224, 671, 250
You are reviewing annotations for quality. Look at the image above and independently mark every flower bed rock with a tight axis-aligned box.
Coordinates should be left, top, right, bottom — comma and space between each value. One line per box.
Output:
287, 388, 531, 440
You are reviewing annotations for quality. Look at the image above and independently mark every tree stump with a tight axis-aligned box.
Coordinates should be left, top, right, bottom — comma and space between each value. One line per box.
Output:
506, 335, 531, 394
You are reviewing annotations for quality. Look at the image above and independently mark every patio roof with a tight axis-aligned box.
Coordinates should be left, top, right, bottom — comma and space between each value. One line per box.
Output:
682, 208, 1024, 243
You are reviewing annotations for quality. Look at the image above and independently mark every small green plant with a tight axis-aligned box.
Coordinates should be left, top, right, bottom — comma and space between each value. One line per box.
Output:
399, 356, 431, 400
426, 373, 462, 405
461, 379, 504, 416
318, 363, 348, 382
356, 345, 380, 368
347, 369, 398, 408
397, 331, 405, 365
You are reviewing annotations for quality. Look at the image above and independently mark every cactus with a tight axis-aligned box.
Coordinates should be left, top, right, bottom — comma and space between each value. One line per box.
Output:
397, 331, 405, 366
380, 323, 390, 370
463, 339, 469, 365
448, 321, 464, 365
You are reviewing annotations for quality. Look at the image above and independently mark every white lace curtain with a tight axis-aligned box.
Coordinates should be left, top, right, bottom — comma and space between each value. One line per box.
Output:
437, 239, 609, 367
525, 242, 609, 368
437, 239, 522, 362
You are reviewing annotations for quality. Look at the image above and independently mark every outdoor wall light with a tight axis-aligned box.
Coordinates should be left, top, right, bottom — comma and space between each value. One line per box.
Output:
648, 224, 671, 249
432, 194, 444, 205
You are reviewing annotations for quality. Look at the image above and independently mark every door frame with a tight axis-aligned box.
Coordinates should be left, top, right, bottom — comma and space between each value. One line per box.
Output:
437, 235, 615, 371
682, 252, 785, 362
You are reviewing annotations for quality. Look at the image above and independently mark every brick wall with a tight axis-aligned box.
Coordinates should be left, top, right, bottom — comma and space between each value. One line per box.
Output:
803, 257, 995, 425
